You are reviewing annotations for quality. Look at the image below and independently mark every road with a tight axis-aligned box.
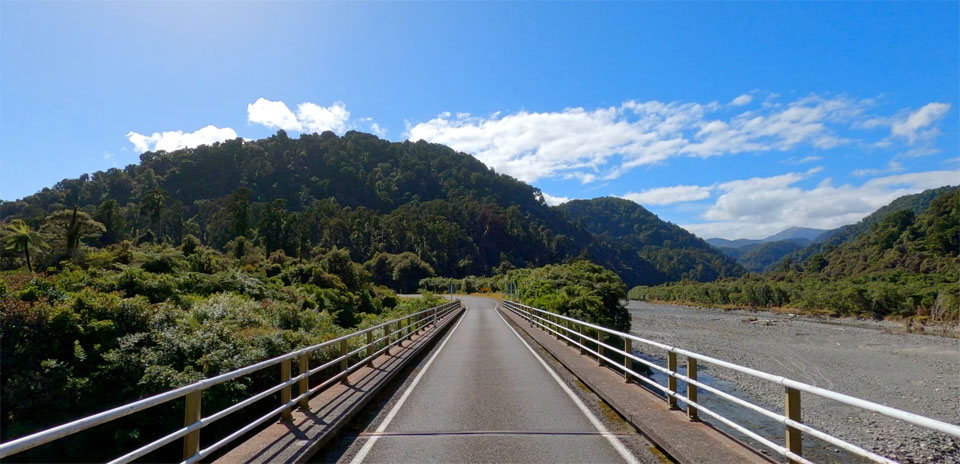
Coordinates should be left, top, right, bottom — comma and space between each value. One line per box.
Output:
325, 296, 659, 464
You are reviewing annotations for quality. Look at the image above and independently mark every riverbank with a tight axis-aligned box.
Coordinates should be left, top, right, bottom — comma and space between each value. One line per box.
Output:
627, 301, 960, 463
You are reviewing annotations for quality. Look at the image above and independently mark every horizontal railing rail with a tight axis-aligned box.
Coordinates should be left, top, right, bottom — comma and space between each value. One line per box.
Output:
0, 300, 462, 463
501, 299, 960, 464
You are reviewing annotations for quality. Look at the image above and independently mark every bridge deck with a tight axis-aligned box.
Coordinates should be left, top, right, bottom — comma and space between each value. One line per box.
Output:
221, 297, 770, 463
335, 296, 658, 463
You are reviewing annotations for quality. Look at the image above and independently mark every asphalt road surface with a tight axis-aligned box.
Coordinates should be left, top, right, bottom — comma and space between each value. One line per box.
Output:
323, 296, 661, 464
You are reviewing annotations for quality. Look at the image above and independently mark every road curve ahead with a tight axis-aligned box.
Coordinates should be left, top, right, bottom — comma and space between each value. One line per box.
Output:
343, 296, 648, 464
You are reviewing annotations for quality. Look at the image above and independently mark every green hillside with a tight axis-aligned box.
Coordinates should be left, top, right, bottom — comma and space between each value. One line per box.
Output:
630, 188, 960, 321
1, 130, 672, 286
557, 197, 744, 282
777, 185, 958, 268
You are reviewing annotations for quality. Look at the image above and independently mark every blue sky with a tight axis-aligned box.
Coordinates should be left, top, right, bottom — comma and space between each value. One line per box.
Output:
2, 2, 957, 239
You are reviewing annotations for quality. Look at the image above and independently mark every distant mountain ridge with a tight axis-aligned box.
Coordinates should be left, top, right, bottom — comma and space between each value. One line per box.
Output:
706, 226, 828, 248
706, 227, 828, 272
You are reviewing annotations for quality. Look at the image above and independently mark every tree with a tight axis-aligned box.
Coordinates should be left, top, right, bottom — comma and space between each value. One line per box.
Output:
42, 206, 106, 255
2, 219, 49, 272
94, 199, 127, 246
141, 188, 167, 243
258, 199, 287, 253
229, 187, 253, 238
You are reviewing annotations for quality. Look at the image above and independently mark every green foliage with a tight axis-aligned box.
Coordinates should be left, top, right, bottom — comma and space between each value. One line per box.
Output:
502, 261, 630, 331
2, 219, 50, 272
0, 236, 428, 461
365, 252, 436, 293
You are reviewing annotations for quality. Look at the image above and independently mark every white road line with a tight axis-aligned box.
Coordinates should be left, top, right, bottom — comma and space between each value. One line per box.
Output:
349, 303, 469, 464
495, 307, 641, 464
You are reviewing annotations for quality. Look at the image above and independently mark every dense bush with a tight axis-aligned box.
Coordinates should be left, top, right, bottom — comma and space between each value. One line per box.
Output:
0, 239, 444, 462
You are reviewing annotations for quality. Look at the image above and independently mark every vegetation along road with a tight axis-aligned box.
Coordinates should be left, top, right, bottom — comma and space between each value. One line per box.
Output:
628, 301, 960, 463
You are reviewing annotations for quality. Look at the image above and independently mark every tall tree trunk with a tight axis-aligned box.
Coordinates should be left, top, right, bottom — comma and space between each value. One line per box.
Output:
23, 243, 32, 273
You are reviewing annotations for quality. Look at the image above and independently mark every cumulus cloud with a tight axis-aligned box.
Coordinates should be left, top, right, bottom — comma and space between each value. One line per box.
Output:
730, 94, 753, 106
296, 101, 349, 133
540, 192, 571, 206
679, 169, 958, 239
620, 185, 712, 206
247, 98, 353, 134
127, 125, 238, 153
406, 94, 908, 183
891, 102, 950, 144
247, 98, 301, 131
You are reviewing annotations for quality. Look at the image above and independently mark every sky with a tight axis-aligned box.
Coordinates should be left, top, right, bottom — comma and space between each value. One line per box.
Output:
2, 1, 958, 239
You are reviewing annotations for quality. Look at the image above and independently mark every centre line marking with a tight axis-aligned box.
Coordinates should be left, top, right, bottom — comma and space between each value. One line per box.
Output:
349, 302, 468, 464
495, 306, 641, 464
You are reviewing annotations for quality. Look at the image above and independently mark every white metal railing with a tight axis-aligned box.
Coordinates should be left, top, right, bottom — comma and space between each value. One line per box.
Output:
0, 300, 462, 463
501, 299, 960, 464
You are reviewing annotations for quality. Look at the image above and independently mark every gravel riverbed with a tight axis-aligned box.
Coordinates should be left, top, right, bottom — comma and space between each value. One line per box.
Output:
627, 301, 960, 463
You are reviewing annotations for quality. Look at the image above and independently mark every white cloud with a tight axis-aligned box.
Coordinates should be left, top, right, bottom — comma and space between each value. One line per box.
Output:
620, 185, 712, 206
541, 192, 571, 206
406, 94, 897, 183
891, 102, 950, 144
247, 98, 354, 134
852, 160, 904, 177
796, 155, 822, 164
247, 98, 302, 131
681, 169, 958, 239
126, 125, 238, 153
730, 94, 753, 106
296, 101, 350, 133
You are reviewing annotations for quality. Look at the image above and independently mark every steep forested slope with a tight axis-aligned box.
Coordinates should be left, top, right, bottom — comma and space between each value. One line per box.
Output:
631, 188, 960, 320
1, 130, 670, 285
557, 197, 744, 282
778, 186, 958, 268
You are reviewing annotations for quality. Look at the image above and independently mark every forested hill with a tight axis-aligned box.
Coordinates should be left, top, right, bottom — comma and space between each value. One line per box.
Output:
557, 197, 744, 281
809, 188, 959, 277
631, 187, 959, 320
777, 185, 959, 269
0, 130, 675, 285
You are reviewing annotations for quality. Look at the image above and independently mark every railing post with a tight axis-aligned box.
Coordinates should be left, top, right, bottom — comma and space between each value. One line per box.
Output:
553, 315, 561, 340
387, 322, 394, 351
578, 323, 585, 355
667, 351, 679, 409
786, 387, 803, 462
564, 319, 572, 346
687, 357, 698, 421
280, 359, 292, 421
529, 308, 534, 328
366, 330, 374, 366
183, 390, 201, 460
298, 353, 309, 410
340, 338, 349, 384
596, 329, 603, 366
623, 337, 632, 382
